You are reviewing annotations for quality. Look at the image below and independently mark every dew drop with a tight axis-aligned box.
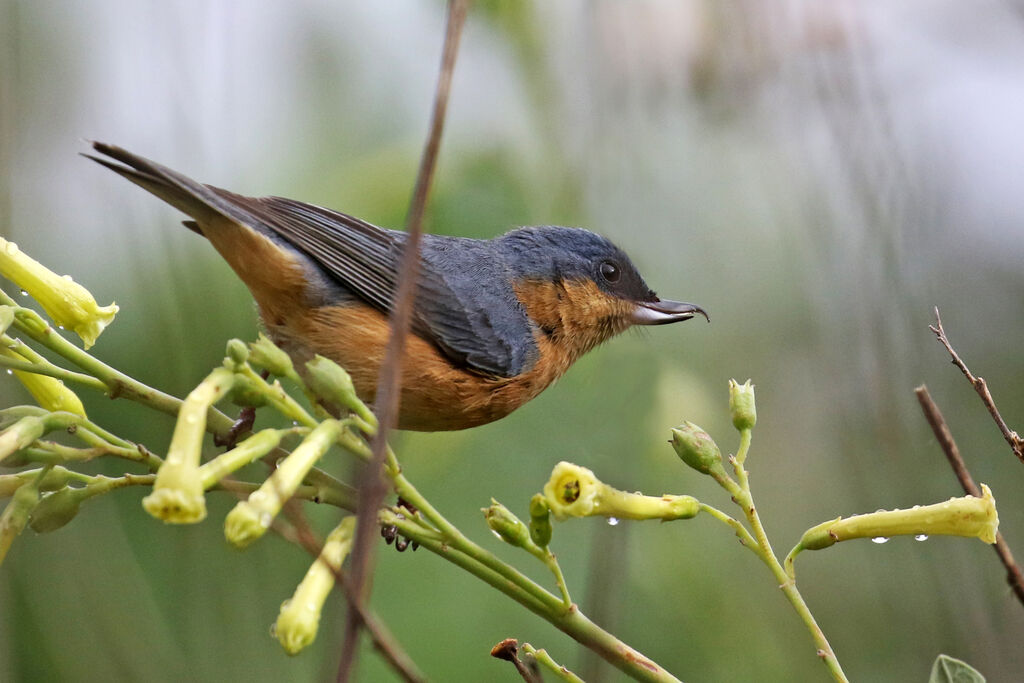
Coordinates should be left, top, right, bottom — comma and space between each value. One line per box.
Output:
914, 534, 929, 541
19, 289, 27, 297
871, 536, 889, 544
5, 369, 11, 375
57, 325, 64, 330
607, 517, 619, 526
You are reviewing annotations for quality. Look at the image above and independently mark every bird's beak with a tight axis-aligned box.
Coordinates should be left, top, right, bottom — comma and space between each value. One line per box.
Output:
631, 299, 709, 325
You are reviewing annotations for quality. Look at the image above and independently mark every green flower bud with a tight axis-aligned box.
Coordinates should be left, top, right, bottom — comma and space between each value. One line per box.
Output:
728, 379, 756, 431
670, 422, 724, 475
0, 237, 118, 349
29, 486, 85, 533
248, 333, 297, 379
304, 356, 376, 428
225, 338, 250, 367
528, 494, 552, 548
483, 500, 531, 548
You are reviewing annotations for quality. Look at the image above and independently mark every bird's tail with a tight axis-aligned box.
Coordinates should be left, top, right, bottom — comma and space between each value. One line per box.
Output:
83, 142, 254, 233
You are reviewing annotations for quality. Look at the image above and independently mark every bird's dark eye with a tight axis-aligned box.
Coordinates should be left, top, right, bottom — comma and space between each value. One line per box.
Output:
599, 261, 620, 283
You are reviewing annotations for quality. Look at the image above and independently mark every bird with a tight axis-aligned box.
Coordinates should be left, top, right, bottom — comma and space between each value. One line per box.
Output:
86, 142, 707, 431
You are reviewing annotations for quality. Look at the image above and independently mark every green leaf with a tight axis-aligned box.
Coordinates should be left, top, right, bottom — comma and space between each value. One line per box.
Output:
929, 654, 985, 683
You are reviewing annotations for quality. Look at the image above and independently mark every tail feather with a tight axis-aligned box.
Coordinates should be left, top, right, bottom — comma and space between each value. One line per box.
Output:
85, 142, 253, 228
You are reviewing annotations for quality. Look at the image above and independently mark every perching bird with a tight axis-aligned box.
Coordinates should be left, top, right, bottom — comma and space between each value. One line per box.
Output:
87, 142, 707, 431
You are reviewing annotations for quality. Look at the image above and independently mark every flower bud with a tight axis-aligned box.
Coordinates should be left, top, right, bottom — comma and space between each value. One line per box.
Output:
528, 494, 552, 548
542, 461, 699, 522
728, 379, 756, 431
483, 500, 530, 548
225, 338, 250, 367
248, 333, 297, 379
29, 486, 85, 533
0, 237, 118, 349
670, 422, 724, 475
303, 356, 376, 427
275, 516, 356, 655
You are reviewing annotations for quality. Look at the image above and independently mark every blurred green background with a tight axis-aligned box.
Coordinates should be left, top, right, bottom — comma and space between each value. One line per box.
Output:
2, 1, 1024, 681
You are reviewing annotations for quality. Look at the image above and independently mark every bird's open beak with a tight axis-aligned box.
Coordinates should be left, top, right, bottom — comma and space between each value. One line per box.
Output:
631, 299, 709, 325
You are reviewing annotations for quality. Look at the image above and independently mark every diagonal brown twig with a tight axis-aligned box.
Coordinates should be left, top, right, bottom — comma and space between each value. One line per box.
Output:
336, 1, 470, 681
929, 307, 1024, 465
915, 385, 1024, 607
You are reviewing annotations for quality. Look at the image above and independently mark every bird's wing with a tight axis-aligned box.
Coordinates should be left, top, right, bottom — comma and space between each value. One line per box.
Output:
214, 193, 535, 378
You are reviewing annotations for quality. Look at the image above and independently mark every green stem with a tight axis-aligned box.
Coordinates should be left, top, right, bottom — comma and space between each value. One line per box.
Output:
382, 510, 677, 682
698, 502, 761, 556
521, 643, 585, 683
731, 429, 848, 682
0, 351, 107, 393
4, 297, 235, 438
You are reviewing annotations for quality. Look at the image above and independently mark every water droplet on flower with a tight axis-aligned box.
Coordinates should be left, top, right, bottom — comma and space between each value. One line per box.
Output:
914, 534, 928, 541
5, 369, 11, 375
871, 537, 889, 544
607, 517, 619, 526
57, 325, 64, 330
19, 289, 27, 297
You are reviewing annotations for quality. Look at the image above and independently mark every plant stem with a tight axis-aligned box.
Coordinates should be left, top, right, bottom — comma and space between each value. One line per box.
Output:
731, 428, 848, 682
382, 509, 679, 682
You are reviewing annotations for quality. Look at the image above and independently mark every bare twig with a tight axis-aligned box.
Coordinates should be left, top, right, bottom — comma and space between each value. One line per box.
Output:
337, 2, 470, 679
929, 307, 1024, 465
915, 385, 1024, 607
491, 639, 542, 683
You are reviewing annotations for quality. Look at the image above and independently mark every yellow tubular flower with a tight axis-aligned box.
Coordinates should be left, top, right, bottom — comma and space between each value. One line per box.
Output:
542, 461, 699, 522
0, 237, 118, 349
0, 347, 85, 417
798, 484, 999, 551
274, 516, 356, 655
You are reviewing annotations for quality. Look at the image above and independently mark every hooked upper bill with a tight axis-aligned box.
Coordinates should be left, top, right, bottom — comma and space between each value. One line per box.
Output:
631, 299, 709, 325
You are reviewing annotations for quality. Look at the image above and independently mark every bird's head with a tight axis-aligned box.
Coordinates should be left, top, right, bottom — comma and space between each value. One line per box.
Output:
499, 226, 707, 360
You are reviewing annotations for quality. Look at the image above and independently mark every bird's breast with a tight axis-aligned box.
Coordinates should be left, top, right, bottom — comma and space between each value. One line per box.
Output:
265, 302, 575, 431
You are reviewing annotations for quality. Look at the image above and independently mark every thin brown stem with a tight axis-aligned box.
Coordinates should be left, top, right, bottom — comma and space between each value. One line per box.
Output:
915, 384, 1024, 607
337, 1, 469, 680
929, 307, 1024, 465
